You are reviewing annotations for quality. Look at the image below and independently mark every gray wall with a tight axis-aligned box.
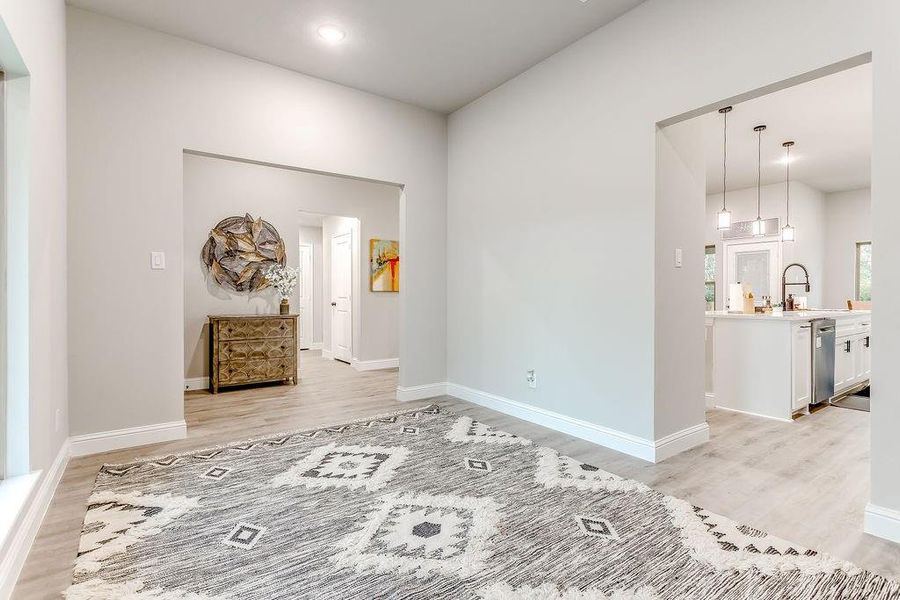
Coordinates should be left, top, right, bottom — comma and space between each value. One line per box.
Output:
68, 8, 446, 436
183, 154, 400, 380
447, 0, 875, 444
823, 188, 871, 308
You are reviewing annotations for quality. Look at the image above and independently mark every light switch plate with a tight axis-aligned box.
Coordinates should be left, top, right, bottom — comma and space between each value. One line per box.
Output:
674, 248, 683, 268
151, 251, 166, 270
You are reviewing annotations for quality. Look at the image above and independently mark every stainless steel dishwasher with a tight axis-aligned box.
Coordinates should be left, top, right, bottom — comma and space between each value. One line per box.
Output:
811, 318, 836, 406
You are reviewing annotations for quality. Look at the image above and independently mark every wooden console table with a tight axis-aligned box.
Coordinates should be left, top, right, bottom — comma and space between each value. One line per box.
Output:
208, 314, 298, 394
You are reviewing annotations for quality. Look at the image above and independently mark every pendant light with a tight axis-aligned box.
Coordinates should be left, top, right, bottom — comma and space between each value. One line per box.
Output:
716, 106, 733, 230
781, 141, 796, 242
752, 124, 767, 236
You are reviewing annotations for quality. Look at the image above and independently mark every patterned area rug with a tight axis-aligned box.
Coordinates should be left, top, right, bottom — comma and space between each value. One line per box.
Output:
65, 405, 899, 599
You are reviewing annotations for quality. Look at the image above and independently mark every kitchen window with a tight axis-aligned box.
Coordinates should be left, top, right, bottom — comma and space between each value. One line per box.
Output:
856, 241, 872, 302
705, 245, 716, 310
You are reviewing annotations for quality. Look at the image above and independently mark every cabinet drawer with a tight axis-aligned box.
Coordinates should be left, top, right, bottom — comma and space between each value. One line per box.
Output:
218, 339, 295, 361
216, 318, 295, 341
217, 358, 295, 386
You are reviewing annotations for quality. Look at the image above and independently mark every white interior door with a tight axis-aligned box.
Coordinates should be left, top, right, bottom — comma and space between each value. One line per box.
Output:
724, 239, 781, 307
330, 232, 353, 363
297, 243, 313, 350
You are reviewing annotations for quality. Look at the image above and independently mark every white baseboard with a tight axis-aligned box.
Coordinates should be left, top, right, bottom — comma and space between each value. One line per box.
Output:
712, 404, 793, 423
352, 358, 399, 371
0, 439, 69, 599
864, 502, 900, 544
305, 343, 323, 351
321, 349, 334, 360
705, 392, 715, 409
446, 383, 656, 462
396, 382, 448, 402
445, 383, 708, 463
184, 377, 208, 391
69, 421, 187, 457
654, 422, 710, 462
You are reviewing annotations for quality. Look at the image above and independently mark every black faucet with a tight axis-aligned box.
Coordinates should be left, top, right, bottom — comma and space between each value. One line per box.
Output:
782, 263, 810, 311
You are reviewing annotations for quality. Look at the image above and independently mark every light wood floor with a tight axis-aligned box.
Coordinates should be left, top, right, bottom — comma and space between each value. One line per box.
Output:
13, 351, 900, 598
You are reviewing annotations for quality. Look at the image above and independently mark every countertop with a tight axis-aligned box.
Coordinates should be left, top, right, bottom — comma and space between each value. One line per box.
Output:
705, 309, 871, 322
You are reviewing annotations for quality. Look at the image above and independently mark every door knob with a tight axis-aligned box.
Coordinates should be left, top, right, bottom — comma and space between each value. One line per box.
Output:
331, 302, 337, 307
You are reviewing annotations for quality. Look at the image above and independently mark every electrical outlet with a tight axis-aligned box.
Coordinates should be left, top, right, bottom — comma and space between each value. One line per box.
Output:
526, 369, 537, 389
674, 248, 683, 268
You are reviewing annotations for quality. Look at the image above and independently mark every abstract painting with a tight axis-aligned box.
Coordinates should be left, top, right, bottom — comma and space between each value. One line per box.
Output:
201, 213, 286, 292
370, 239, 399, 292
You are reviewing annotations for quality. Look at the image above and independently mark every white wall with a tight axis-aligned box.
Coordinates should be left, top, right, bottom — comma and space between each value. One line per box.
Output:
183, 154, 400, 380
447, 0, 874, 449
705, 181, 826, 308
823, 188, 871, 308
869, 0, 900, 528
299, 225, 324, 346
0, 0, 68, 591
68, 9, 446, 436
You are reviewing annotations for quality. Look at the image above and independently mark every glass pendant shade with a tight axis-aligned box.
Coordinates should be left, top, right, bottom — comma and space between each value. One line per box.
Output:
752, 217, 765, 236
717, 208, 732, 230
782, 224, 795, 242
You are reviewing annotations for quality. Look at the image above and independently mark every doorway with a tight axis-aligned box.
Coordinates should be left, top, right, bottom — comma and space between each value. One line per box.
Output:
297, 242, 314, 350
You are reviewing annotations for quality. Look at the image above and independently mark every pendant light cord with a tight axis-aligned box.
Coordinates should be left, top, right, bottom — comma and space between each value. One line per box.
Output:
756, 127, 762, 220
722, 110, 728, 210
785, 144, 791, 224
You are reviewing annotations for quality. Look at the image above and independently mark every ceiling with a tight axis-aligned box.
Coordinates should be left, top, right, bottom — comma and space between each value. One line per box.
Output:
68, 0, 646, 113
702, 64, 872, 195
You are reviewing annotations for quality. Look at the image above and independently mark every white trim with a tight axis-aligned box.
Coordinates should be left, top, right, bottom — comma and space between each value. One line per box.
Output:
712, 404, 793, 423
184, 377, 208, 391
352, 358, 399, 371
445, 383, 656, 462
653, 422, 710, 462
303, 342, 323, 351
321, 349, 334, 360
705, 392, 715, 409
0, 439, 69, 599
396, 382, 448, 402
445, 383, 708, 463
69, 421, 187, 457
864, 502, 900, 544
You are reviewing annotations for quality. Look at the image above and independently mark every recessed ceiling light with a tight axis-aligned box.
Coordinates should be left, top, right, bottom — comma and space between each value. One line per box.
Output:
317, 25, 346, 44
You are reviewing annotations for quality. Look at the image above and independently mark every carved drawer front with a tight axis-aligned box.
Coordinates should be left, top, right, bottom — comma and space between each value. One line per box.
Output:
217, 358, 295, 386
219, 339, 295, 362
217, 318, 295, 341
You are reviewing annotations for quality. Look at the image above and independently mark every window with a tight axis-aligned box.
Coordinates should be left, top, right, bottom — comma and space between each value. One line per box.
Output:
705, 245, 716, 310
856, 242, 872, 302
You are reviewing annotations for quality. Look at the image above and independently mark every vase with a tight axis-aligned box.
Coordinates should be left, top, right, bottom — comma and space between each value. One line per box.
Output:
280, 298, 290, 315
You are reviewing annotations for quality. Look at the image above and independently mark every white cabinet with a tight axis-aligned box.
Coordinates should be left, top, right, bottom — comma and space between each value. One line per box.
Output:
791, 324, 811, 411
835, 336, 855, 392
834, 319, 872, 394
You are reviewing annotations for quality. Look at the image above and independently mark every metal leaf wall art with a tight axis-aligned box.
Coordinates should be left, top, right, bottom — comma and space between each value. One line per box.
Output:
201, 213, 286, 292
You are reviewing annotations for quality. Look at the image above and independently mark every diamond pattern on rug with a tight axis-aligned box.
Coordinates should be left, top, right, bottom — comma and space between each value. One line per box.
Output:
200, 466, 232, 480
575, 515, 620, 540
74, 491, 199, 574
222, 522, 266, 550
271, 443, 409, 491
332, 491, 501, 578
464, 458, 493, 472
535, 448, 649, 494
446, 416, 530, 446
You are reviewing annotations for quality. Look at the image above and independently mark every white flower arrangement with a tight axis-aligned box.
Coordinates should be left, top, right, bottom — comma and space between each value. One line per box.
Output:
263, 264, 298, 300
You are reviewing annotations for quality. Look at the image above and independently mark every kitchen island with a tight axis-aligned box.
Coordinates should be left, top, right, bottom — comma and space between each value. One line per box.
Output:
705, 310, 871, 421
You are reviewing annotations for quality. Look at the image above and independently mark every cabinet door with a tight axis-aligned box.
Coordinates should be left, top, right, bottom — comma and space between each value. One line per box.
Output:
792, 325, 811, 410
857, 334, 871, 381
835, 335, 854, 392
